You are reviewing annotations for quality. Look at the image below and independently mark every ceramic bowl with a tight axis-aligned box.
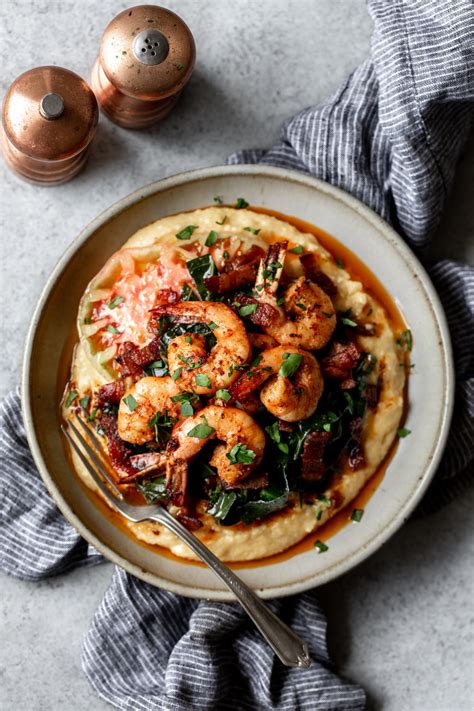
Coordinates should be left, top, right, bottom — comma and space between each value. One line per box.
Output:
22, 165, 454, 600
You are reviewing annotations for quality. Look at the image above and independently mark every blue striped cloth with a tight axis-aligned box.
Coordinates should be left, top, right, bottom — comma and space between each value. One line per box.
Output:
1, 1, 472, 709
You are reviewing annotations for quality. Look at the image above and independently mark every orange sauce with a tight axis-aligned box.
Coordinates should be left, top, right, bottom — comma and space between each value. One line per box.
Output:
60, 205, 409, 568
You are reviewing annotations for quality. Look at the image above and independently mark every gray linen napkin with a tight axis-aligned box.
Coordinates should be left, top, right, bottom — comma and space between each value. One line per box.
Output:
1, 1, 472, 709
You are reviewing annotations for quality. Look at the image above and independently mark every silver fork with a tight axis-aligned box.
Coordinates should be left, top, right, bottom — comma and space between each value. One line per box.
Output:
62, 415, 311, 668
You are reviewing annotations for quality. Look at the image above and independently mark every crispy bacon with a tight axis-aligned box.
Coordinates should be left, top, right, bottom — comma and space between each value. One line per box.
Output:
301, 431, 332, 482
204, 246, 265, 294
347, 417, 366, 470
99, 414, 135, 477
97, 380, 126, 406
115, 335, 162, 377
166, 458, 188, 507
300, 254, 337, 296
233, 294, 279, 328
321, 341, 362, 380
176, 511, 203, 530
221, 471, 269, 491
229, 364, 272, 401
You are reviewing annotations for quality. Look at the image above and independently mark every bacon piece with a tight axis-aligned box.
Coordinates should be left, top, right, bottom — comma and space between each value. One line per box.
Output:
300, 254, 337, 296
115, 335, 162, 377
221, 471, 269, 491
100, 414, 135, 477
176, 511, 203, 530
97, 380, 126, 406
347, 417, 366, 470
233, 294, 279, 328
301, 431, 332, 482
321, 341, 362, 380
204, 246, 265, 294
229, 364, 273, 401
166, 458, 188, 507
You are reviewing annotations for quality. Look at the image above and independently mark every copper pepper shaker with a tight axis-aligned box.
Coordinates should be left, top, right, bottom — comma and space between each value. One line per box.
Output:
1, 66, 98, 185
91, 4, 195, 129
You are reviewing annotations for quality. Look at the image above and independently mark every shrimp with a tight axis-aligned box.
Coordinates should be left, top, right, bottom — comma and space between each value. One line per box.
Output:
229, 345, 324, 422
153, 301, 251, 395
167, 405, 265, 488
118, 376, 181, 444
255, 241, 337, 350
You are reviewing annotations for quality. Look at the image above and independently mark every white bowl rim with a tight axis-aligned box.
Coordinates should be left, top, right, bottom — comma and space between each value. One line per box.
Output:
21, 164, 454, 599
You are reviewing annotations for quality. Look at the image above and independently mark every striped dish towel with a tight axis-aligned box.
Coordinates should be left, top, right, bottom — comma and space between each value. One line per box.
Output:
0, 1, 472, 709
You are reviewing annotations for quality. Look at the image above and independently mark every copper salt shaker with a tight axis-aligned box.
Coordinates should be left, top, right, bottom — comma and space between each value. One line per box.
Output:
1, 66, 98, 185
92, 5, 195, 129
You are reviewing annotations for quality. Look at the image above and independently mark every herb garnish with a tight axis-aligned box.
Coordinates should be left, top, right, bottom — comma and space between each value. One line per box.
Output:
187, 416, 215, 439
106, 325, 120, 335
235, 197, 249, 209
289, 245, 304, 254
205, 230, 218, 247
171, 368, 182, 381
148, 411, 177, 443
137, 476, 167, 504
176, 225, 198, 240
213, 196, 223, 204
341, 316, 358, 327
216, 216, 227, 225
65, 390, 78, 408
239, 303, 258, 317
123, 394, 138, 411
171, 391, 200, 417
208, 321, 218, 330
108, 295, 125, 309
186, 254, 216, 300
244, 226, 261, 235
397, 329, 413, 351
265, 421, 289, 454
397, 427, 411, 438
80, 395, 90, 410
216, 389, 231, 401
195, 373, 212, 389
351, 508, 364, 522
336, 257, 344, 269
226, 443, 256, 465
315, 540, 329, 553
278, 353, 303, 377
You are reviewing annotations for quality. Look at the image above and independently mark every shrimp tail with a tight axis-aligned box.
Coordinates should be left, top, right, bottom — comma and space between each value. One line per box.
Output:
166, 457, 188, 507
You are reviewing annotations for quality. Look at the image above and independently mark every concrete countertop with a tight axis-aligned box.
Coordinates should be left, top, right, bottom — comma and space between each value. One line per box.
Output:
1, 1, 472, 709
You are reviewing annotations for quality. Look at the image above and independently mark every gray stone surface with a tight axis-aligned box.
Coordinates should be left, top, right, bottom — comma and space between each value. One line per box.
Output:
0, 1, 472, 710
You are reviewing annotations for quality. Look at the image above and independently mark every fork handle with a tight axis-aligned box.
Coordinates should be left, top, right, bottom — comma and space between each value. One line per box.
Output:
149, 507, 311, 668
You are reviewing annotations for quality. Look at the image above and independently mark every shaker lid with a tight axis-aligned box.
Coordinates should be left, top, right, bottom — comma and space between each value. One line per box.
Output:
99, 5, 195, 101
2, 66, 98, 161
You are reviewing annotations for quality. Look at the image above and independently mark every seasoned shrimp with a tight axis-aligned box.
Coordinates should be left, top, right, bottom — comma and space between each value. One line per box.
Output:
168, 405, 265, 487
255, 242, 336, 350
153, 301, 251, 395
118, 376, 180, 444
229, 345, 324, 422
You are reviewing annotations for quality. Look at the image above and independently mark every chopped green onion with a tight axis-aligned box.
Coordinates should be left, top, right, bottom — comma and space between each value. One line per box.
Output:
397, 427, 411, 438
108, 295, 125, 309
65, 390, 78, 408
351, 508, 364, 523
176, 225, 198, 240
205, 230, 218, 247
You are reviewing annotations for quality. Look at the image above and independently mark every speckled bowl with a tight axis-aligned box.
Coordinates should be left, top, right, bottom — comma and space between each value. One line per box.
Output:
21, 165, 454, 600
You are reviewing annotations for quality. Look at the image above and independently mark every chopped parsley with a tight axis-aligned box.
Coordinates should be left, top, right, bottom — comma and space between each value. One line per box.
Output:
295, 302, 307, 311
171, 368, 182, 381
235, 197, 249, 209
277, 296, 285, 306
341, 317, 358, 327
137, 476, 167, 504
171, 391, 199, 417
187, 416, 215, 439
265, 421, 289, 454
195, 373, 212, 389
244, 226, 261, 235
213, 196, 223, 204
80, 395, 90, 410
205, 230, 218, 247
239, 303, 258, 317
351, 508, 364, 522
278, 353, 303, 378
108, 295, 124, 309
106, 325, 120, 334
65, 390, 78, 408
208, 321, 218, 330
336, 257, 344, 269
226, 443, 257, 465
216, 389, 231, 401
176, 225, 198, 240
186, 254, 217, 300
289, 245, 304, 254
315, 540, 329, 553
185, 336, 193, 344
148, 411, 178, 443
123, 394, 138, 412
397, 427, 411, 438
216, 216, 227, 225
